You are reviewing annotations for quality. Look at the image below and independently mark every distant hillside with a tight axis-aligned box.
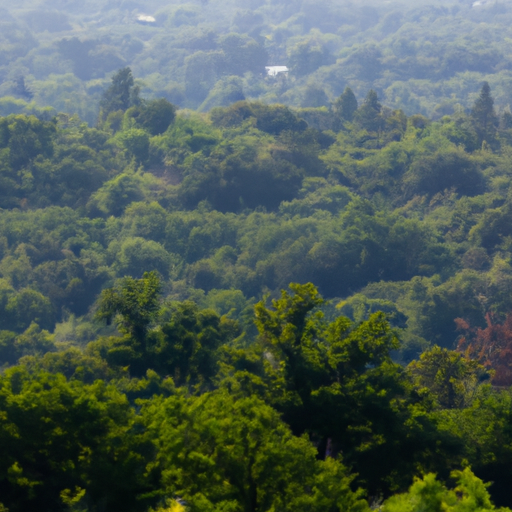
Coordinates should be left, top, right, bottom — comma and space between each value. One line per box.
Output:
2, 0, 512, 122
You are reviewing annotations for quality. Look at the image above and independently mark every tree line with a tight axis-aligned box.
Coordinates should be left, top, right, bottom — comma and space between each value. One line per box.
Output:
6, 0, 512, 123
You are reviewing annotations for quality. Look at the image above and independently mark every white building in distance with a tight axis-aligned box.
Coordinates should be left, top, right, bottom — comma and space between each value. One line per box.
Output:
137, 14, 156, 24
266, 66, 289, 77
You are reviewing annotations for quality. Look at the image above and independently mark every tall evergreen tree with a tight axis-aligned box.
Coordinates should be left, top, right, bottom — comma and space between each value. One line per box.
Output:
471, 82, 498, 147
354, 89, 383, 132
99, 67, 140, 122
333, 86, 358, 125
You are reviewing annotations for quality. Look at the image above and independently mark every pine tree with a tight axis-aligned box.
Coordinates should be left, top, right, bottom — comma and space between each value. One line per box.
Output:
471, 81, 498, 147
99, 67, 140, 123
333, 87, 358, 126
354, 89, 383, 132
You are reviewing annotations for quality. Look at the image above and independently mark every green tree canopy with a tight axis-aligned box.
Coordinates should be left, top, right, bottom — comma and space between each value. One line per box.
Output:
0, 367, 151, 512
99, 67, 140, 122
333, 86, 358, 125
354, 89, 383, 132
125, 99, 176, 136
471, 82, 498, 148
382, 468, 510, 512
253, 283, 456, 496
96, 271, 162, 344
141, 390, 369, 512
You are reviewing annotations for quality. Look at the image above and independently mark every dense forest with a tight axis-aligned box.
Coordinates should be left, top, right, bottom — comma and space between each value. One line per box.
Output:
4, 0, 512, 121
3, 0, 512, 511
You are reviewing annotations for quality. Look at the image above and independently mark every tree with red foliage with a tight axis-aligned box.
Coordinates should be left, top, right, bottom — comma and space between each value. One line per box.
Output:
456, 313, 512, 387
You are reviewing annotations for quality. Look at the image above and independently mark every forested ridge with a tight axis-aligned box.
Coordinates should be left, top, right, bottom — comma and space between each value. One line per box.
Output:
1, 65, 512, 511
5, 0, 512, 121
4, 0, 512, 510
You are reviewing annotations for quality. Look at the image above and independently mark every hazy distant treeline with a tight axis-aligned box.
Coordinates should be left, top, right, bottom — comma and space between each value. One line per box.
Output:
2, 0, 512, 122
